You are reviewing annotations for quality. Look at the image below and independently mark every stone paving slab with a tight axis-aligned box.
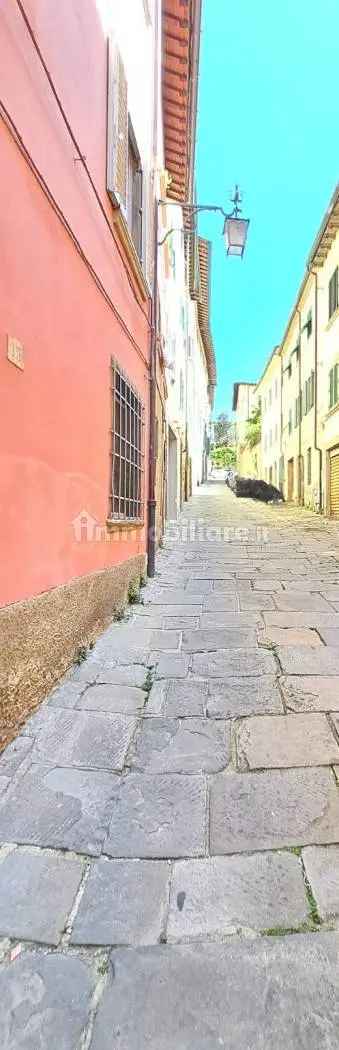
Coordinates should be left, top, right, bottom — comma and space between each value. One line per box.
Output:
71, 858, 170, 945
130, 718, 230, 774
167, 852, 308, 941
264, 611, 339, 629
153, 654, 190, 679
162, 615, 200, 630
277, 646, 339, 675
185, 579, 213, 593
200, 610, 262, 627
76, 683, 147, 714
0, 763, 117, 855
101, 627, 181, 651
30, 708, 137, 771
104, 773, 206, 857
47, 678, 87, 708
0, 735, 33, 776
192, 647, 276, 677
210, 768, 339, 853
96, 664, 148, 688
91, 934, 339, 1050
260, 627, 322, 647
207, 676, 283, 717
145, 589, 205, 605
182, 627, 257, 651
0, 952, 95, 1050
236, 713, 339, 770
135, 603, 203, 618
317, 627, 339, 646
0, 847, 83, 944
146, 679, 208, 717
239, 593, 276, 610
275, 593, 332, 611
302, 845, 339, 919
281, 676, 339, 711
203, 595, 238, 612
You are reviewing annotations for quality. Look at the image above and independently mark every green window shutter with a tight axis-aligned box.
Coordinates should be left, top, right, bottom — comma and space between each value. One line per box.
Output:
335, 364, 339, 405
329, 368, 334, 408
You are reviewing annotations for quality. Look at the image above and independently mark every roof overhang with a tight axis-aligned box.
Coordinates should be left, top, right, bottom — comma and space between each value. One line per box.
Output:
307, 183, 339, 269
162, 0, 202, 202
197, 238, 217, 393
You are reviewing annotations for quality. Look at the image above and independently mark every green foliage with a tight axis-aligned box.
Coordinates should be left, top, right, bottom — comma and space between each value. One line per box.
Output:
245, 405, 261, 448
213, 412, 233, 447
211, 444, 236, 469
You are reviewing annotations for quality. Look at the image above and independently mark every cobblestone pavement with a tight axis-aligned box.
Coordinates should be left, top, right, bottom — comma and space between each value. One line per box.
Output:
2, 482, 339, 1046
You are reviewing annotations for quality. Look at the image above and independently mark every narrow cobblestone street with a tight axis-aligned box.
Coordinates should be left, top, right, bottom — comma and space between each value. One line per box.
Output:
2, 482, 339, 1046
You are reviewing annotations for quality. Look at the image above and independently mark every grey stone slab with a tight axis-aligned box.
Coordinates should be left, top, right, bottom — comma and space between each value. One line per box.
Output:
320, 588, 339, 601
277, 646, 339, 675
76, 683, 147, 714
0, 777, 10, 797
91, 933, 339, 1050
236, 713, 339, 770
281, 676, 339, 711
317, 627, 339, 646
146, 679, 208, 717
135, 603, 203, 618
112, 648, 151, 667
0, 736, 33, 777
105, 773, 206, 857
131, 717, 229, 774
200, 611, 262, 628
210, 768, 339, 854
203, 595, 238, 612
71, 858, 169, 945
163, 615, 200, 630
302, 845, 339, 919
167, 852, 308, 941
182, 627, 256, 651
69, 658, 103, 683
47, 678, 86, 708
239, 593, 276, 610
153, 653, 190, 679
146, 590, 205, 605
264, 611, 339, 629
260, 626, 322, 647
275, 593, 332, 611
0, 763, 116, 855
99, 627, 181, 651
185, 579, 213, 593
96, 664, 148, 687
0, 847, 83, 944
207, 676, 283, 717
0, 952, 94, 1049
192, 648, 276, 677
252, 579, 284, 591
30, 708, 137, 771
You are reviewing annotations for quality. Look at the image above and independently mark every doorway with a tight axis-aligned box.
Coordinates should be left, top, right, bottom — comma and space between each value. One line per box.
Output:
287, 458, 294, 501
167, 427, 178, 520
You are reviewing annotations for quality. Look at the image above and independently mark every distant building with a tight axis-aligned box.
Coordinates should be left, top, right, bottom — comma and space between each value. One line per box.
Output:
232, 383, 259, 476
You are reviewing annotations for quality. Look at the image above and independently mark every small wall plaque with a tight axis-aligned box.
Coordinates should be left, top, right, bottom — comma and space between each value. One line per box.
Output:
7, 336, 24, 370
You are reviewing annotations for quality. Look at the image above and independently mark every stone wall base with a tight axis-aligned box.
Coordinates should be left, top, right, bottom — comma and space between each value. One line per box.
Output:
0, 553, 146, 750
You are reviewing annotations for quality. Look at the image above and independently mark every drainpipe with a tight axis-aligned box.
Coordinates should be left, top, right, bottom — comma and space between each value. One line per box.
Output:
147, 198, 159, 578
308, 268, 323, 512
295, 309, 302, 503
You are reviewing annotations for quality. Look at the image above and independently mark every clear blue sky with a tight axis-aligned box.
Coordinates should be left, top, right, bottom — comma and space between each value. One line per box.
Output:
196, 0, 339, 416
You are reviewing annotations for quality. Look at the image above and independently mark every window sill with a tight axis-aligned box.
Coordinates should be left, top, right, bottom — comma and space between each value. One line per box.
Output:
106, 518, 144, 532
326, 307, 339, 332
322, 403, 339, 424
111, 206, 150, 303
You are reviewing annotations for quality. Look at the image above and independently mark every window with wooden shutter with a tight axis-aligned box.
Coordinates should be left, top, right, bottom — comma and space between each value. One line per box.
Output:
107, 40, 128, 211
329, 268, 339, 320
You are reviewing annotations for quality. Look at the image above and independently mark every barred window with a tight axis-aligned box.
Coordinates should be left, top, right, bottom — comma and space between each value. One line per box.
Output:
109, 361, 145, 521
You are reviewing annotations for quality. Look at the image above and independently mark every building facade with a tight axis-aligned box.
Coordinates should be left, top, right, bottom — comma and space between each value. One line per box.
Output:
0, 0, 212, 731
237, 184, 339, 514
232, 382, 259, 477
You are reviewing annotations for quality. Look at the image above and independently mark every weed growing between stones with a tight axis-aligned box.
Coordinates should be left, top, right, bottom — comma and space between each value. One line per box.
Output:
75, 646, 88, 665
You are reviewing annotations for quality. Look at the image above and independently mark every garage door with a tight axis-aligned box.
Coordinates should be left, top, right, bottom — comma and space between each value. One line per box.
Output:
330, 451, 339, 517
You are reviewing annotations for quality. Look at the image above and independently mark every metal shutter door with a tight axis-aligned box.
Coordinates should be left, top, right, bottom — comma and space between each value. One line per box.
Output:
330, 453, 339, 517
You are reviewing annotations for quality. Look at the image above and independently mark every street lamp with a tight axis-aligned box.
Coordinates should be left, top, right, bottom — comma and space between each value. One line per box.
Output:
158, 184, 250, 258
223, 186, 249, 258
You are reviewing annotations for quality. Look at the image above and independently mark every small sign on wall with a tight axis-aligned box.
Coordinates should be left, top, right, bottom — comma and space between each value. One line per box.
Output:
7, 336, 24, 370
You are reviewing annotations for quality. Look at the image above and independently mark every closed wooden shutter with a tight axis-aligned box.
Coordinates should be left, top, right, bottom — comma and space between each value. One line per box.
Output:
330, 451, 339, 517
107, 40, 128, 210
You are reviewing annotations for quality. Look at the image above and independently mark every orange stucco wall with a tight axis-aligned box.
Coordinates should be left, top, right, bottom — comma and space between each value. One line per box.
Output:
0, 0, 150, 607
